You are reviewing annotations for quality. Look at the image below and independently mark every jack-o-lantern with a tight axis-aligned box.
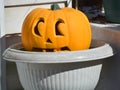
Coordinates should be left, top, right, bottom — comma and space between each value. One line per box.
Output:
22, 5, 91, 52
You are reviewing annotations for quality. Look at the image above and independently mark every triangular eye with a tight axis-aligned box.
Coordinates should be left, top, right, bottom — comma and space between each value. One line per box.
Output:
55, 20, 64, 36
34, 19, 44, 36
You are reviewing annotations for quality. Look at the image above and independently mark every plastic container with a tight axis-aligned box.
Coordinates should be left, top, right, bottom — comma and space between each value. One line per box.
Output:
103, 0, 120, 23
3, 39, 114, 90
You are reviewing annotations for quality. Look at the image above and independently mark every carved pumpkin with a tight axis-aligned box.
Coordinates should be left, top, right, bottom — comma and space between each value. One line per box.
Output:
22, 6, 91, 52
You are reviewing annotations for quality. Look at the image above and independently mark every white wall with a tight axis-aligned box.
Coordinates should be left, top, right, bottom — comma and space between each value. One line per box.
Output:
5, 0, 70, 6
0, 0, 5, 37
4, 0, 72, 34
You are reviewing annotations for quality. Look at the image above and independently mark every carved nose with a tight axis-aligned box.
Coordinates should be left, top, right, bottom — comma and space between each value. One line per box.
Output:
46, 38, 52, 43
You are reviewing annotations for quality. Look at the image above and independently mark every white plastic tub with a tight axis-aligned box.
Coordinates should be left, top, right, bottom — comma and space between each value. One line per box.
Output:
3, 39, 114, 90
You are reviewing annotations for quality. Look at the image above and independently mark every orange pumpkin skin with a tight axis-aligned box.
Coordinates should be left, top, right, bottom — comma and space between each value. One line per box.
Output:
22, 7, 91, 51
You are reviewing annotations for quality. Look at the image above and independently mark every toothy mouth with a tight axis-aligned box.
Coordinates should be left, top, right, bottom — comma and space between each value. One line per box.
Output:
32, 46, 70, 52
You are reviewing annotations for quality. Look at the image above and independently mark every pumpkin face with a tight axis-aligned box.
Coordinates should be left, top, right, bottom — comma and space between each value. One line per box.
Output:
22, 7, 91, 51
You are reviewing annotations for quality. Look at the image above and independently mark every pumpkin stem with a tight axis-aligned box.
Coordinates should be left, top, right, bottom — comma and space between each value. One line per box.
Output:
51, 4, 60, 10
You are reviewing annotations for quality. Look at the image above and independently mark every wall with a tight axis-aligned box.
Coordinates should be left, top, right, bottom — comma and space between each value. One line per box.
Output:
0, 0, 5, 37
0, 0, 6, 90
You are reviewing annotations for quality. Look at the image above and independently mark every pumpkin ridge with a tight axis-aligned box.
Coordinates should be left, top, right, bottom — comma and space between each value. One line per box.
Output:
31, 9, 49, 48
53, 9, 69, 49
45, 10, 54, 39
32, 9, 51, 36
60, 8, 71, 49
22, 9, 45, 50
61, 8, 91, 50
